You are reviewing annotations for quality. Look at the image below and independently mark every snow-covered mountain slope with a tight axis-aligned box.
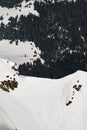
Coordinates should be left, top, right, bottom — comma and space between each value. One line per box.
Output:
0, 0, 39, 25
0, 40, 44, 65
0, 58, 87, 130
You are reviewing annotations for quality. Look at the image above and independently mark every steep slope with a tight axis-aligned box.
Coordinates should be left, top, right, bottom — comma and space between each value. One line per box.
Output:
0, 58, 87, 130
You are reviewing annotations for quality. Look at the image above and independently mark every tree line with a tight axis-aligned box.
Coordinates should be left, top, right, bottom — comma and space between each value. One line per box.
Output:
1, 0, 87, 78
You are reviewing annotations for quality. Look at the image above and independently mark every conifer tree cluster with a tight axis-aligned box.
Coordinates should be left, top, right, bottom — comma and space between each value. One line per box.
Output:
0, 79, 18, 92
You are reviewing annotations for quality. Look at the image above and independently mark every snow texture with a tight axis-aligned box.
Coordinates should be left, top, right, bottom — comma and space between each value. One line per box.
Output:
0, 58, 87, 130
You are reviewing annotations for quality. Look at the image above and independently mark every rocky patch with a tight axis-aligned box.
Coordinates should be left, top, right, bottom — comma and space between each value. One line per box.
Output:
66, 80, 82, 106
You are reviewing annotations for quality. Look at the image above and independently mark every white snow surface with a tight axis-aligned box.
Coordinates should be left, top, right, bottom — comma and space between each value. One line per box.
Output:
0, 0, 39, 25
0, 40, 44, 65
0, 58, 87, 130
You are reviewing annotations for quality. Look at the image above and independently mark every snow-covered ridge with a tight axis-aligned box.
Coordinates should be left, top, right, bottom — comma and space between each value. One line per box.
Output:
0, 0, 39, 25
0, 58, 87, 130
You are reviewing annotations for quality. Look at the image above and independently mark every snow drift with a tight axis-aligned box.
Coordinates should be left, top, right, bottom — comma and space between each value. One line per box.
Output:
0, 58, 87, 130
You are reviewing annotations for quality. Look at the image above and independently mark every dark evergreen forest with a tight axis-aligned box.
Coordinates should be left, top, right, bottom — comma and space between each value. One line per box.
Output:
0, 0, 23, 8
0, 0, 87, 79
